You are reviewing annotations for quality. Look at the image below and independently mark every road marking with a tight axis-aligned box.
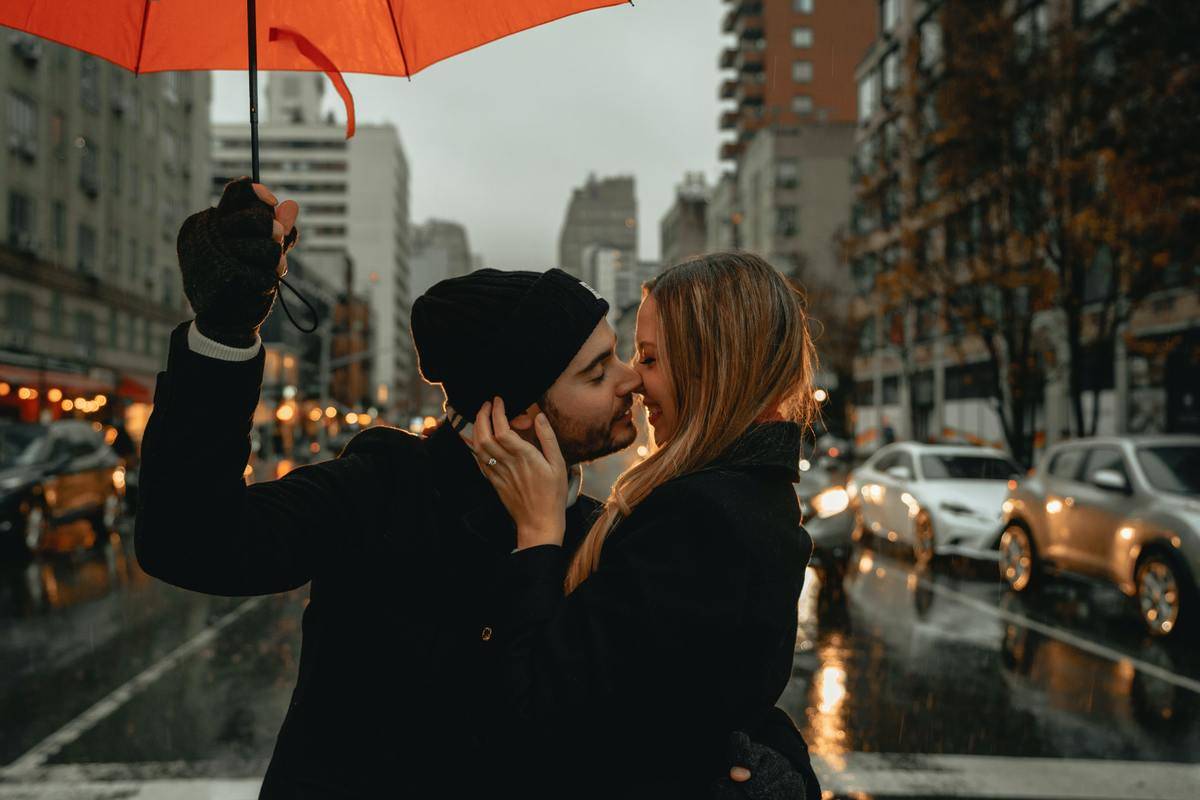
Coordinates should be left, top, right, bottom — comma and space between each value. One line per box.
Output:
919, 578, 1200, 695
812, 753, 1200, 799
2, 598, 264, 776
1, 756, 1197, 799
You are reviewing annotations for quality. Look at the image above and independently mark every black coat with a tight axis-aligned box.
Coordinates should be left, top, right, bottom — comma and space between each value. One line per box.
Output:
135, 321, 606, 797
136, 320, 819, 798
495, 421, 818, 799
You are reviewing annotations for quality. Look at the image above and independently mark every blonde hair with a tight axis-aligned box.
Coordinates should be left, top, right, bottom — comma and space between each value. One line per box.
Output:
564, 252, 818, 594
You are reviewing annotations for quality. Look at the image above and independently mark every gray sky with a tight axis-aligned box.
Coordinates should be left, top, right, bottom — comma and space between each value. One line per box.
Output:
210, 0, 723, 270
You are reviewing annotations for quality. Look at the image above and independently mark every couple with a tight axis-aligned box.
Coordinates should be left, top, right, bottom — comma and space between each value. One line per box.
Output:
136, 177, 821, 798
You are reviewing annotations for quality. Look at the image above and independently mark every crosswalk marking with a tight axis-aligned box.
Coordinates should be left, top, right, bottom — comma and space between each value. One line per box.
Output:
2, 755, 1197, 799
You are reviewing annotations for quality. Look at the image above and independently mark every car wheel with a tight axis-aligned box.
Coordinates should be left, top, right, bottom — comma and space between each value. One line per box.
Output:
914, 513, 935, 569
1135, 554, 1188, 638
999, 523, 1038, 592
23, 504, 50, 555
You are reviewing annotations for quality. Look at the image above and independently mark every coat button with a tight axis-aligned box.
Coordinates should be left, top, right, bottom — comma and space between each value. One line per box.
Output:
480, 626, 493, 641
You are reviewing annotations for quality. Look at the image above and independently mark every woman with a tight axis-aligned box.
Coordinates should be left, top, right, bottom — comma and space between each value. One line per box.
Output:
471, 252, 820, 798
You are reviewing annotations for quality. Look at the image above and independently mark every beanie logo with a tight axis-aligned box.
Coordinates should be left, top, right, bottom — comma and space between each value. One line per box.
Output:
579, 280, 602, 300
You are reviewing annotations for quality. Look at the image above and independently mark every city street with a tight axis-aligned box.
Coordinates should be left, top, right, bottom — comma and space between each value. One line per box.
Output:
2, 456, 1197, 799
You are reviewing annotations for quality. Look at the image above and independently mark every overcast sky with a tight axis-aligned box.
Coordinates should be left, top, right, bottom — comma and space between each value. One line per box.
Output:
210, 0, 723, 270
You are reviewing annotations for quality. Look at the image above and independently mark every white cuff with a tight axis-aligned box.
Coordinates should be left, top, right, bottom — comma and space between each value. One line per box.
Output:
187, 320, 262, 361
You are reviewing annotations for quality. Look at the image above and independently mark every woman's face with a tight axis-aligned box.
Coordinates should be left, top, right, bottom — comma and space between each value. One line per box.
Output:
634, 294, 678, 447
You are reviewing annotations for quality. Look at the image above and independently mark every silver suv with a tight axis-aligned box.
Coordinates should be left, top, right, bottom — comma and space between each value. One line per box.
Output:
999, 435, 1200, 637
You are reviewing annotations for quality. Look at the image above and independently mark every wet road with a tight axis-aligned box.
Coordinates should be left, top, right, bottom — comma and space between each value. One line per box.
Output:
1, 473, 1199, 798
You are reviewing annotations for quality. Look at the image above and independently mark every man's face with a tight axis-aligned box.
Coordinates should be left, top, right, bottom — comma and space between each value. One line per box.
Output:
537, 320, 643, 465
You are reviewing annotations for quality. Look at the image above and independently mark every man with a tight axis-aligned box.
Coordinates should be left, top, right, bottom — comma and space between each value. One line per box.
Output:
136, 178, 816, 798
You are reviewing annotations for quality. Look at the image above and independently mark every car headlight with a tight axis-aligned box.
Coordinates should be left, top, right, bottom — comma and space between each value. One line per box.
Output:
810, 486, 850, 519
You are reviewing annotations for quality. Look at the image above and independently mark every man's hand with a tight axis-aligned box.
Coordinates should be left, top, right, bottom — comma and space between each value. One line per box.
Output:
176, 177, 300, 348
730, 766, 751, 782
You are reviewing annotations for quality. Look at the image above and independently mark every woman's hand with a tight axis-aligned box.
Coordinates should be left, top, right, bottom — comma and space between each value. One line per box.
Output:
472, 396, 568, 550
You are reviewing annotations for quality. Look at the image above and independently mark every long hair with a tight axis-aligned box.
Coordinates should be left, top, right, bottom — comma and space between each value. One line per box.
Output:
564, 252, 819, 594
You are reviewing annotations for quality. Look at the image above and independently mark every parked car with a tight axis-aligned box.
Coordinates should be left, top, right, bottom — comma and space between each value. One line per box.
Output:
848, 442, 1022, 566
0, 420, 125, 559
796, 455, 855, 580
999, 435, 1200, 638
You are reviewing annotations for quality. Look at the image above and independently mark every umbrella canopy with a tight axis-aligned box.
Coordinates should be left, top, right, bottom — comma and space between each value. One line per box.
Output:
3, 0, 630, 75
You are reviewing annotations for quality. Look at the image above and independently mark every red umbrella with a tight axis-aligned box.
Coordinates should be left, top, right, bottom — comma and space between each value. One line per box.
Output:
3, 0, 632, 180
2, 0, 632, 330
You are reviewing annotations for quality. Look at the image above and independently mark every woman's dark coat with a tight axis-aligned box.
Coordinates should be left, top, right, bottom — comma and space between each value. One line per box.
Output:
497, 421, 819, 798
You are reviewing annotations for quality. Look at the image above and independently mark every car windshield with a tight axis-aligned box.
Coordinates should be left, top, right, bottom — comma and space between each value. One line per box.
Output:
0, 425, 50, 468
1135, 446, 1200, 497
919, 454, 1020, 480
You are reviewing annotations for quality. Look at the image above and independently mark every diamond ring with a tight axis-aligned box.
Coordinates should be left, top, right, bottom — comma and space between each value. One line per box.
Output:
486, 457, 498, 467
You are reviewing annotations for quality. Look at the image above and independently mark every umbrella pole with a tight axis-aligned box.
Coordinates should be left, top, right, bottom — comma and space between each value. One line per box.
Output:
247, 0, 260, 183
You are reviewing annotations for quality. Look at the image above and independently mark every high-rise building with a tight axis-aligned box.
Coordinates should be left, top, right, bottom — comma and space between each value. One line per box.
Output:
211, 73, 411, 417
558, 174, 637, 280
718, 0, 876, 164
847, 0, 1200, 454
0, 34, 211, 435
659, 172, 710, 268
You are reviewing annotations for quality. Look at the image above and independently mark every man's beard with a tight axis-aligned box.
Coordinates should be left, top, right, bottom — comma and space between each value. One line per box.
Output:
543, 397, 638, 465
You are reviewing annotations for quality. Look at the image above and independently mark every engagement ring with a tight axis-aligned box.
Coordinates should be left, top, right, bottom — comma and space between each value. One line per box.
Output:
486, 457, 498, 467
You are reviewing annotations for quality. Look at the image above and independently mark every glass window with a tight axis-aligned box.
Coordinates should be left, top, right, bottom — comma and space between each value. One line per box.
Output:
110, 149, 122, 196
793, 60, 814, 83
793, 0, 814, 12
52, 201, 66, 250
920, 18, 942, 69
6, 291, 33, 333
776, 159, 800, 189
7, 92, 37, 143
881, 0, 900, 35
77, 224, 97, 273
1082, 447, 1129, 483
80, 142, 99, 195
7, 191, 35, 249
792, 95, 814, 115
775, 206, 799, 238
858, 72, 878, 121
80, 56, 100, 113
1048, 448, 1086, 480
792, 27, 813, 48
920, 454, 1021, 480
882, 49, 901, 93
1136, 446, 1200, 497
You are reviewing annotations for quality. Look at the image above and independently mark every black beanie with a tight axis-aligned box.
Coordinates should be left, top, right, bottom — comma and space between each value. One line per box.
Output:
410, 268, 610, 419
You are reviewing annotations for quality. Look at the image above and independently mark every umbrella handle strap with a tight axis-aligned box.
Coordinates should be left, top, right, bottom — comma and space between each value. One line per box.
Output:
275, 275, 320, 333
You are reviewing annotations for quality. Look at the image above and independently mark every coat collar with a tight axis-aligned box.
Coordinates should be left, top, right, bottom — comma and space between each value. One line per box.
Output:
708, 421, 803, 483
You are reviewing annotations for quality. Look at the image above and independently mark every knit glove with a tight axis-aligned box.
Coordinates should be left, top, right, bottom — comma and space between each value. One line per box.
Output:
176, 176, 299, 348
710, 732, 809, 800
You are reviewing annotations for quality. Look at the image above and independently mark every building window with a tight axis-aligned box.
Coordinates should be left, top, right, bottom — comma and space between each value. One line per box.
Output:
858, 72, 878, 122
7, 191, 35, 251
880, 0, 900, 36
162, 127, 180, 173
792, 27, 813, 48
6, 92, 38, 159
52, 201, 66, 251
1015, 3, 1048, 63
80, 56, 100, 113
129, 237, 138, 285
77, 224, 97, 273
110, 149, 122, 195
107, 226, 120, 274
109, 308, 120, 347
74, 311, 96, 359
7, 291, 33, 335
1078, 0, 1118, 20
161, 72, 186, 105
50, 291, 63, 332
882, 49, 901, 95
80, 142, 99, 196
793, 0, 814, 12
792, 60, 814, 83
776, 159, 800, 189
775, 206, 799, 238
791, 95, 814, 116
920, 18, 942, 70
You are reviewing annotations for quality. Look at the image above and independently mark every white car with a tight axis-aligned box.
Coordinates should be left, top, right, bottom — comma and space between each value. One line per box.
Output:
848, 443, 1023, 565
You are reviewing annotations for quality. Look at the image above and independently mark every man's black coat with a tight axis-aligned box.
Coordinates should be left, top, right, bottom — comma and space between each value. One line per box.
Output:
136, 321, 609, 796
